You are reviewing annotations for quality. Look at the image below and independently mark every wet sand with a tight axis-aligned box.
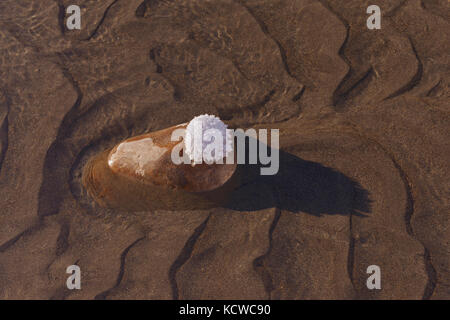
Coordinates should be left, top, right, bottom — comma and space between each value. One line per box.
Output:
0, 0, 449, 299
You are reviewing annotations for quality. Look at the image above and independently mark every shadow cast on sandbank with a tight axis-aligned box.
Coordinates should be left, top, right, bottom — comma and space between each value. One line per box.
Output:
225, 143, 371, 217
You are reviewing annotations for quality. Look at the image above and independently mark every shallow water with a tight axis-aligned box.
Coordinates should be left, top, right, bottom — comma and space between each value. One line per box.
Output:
0, 0, 448, 299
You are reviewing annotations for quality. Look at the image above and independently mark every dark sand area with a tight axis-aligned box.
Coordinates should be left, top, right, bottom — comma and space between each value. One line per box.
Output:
0, 0, 449, 299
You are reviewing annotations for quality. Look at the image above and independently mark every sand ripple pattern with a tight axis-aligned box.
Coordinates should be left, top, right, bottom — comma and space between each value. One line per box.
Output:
0, 0, 448, 299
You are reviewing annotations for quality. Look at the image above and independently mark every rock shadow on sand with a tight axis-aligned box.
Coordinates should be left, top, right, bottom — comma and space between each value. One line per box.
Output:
226, 139, 371, 217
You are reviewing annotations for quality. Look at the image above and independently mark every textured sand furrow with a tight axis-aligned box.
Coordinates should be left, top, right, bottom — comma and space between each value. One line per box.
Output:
241, 0, 349, 111
103, 211, 211, 300
253, 208, 282, 300
0, 60, 78, 245
0, 90, 9, 174
176, 209, 276, 299
169, 214, 211, 300
94, 236, 145, 300
348, 99, 450, 299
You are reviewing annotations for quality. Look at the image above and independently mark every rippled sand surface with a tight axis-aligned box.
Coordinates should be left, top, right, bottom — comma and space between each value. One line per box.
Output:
0, 0, 448, 299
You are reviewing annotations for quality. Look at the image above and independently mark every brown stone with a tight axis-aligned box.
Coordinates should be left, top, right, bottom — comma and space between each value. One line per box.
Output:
82, 124, 239, 211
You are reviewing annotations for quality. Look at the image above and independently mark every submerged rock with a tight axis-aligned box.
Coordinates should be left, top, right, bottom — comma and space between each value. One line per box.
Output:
82, 120, 239, 211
